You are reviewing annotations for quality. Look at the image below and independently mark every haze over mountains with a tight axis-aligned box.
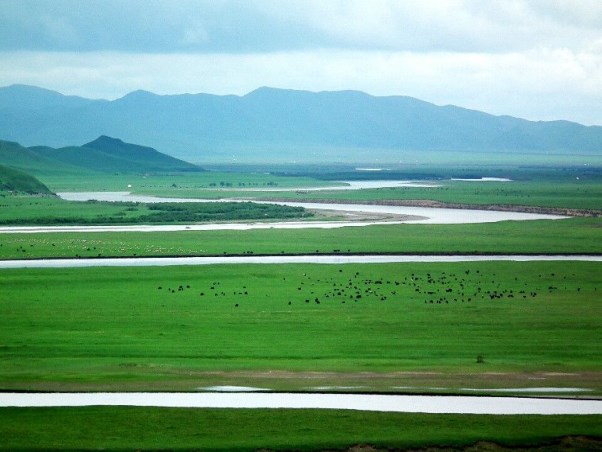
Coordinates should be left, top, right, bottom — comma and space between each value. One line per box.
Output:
0, 84, 601, 163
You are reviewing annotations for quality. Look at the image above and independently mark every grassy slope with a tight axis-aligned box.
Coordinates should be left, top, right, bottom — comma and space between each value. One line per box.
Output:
0, 137, 201, 176
1, 262, 600, 391
0, 140, 92, 176
0, 408, 600, 451
0, 165, 52, 194
82, 135, 201, 172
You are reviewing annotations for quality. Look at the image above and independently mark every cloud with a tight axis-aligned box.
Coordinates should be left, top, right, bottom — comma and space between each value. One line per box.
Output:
0, 1, 600, 124
1, 0, 600, 53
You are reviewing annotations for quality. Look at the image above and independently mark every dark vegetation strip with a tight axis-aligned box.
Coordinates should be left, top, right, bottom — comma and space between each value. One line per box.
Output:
0, 407, 600, 451
0, 201, 312, 225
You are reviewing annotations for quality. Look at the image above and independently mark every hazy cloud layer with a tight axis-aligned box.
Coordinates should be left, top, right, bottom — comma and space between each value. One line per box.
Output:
2, 0, 601, 53
0, 0, 601, 124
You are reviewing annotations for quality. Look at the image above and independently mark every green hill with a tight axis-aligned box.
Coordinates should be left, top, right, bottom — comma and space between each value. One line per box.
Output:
0, 164, 52, 194
82, 135, 202, 172
0, 140, 81, 175
0, 136, 203, 175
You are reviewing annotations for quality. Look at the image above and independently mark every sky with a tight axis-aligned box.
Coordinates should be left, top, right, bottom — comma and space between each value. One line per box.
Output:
1, 0, 601, 125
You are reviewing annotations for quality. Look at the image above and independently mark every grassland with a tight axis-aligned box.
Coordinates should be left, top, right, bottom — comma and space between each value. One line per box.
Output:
37, 168, 602, 212
263, 179, 602, 212
1, 407, 601, 451
1, 217, 600, 259
1, 261, 600, 392
39, 171, 339, 192
0, 193, 312, 225
1, 166, 601, 451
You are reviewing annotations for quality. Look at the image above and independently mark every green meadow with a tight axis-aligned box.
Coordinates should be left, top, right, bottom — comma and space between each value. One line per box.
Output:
1, 408, 601, 451
37, 170, 602, 211
1, 217, 600, 259
1, 166, 601, 451
0, 193, 312, 225
1, 261, 600, 392
260, 179, 602, 211
39, 171, 340, 192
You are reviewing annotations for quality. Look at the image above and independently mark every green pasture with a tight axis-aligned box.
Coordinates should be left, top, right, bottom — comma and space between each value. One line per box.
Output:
259, 179, 602, 211
1, 217, 600, 259
39, 171, 339, 192
0, 194, 146, 223
1, 261, 600, 392
0, 407, 600, 451
36, 169, 602, 211
0, 194, 311, 225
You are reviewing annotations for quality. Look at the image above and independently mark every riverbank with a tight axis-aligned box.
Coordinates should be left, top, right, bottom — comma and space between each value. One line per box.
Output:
265, 197, 600, 217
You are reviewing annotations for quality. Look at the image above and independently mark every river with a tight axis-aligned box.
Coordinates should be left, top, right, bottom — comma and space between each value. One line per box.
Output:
0, 392, 600, 414
49, 191, 570, 227
1, 255, 600, 269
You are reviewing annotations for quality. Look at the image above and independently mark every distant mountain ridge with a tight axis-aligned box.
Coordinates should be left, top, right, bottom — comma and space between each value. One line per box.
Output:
0, 84, 600, 162
0, 136, 202, 175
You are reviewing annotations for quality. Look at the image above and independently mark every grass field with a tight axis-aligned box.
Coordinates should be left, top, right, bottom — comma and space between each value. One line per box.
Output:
1, 217, 600, 259
2, 166, 601, 451
1, 261, 600, 392
0, 193, 312, 225
1, 407, 601, 451
255, 179, 602, 211
39, 172, 340, 192
36, 169, 602, 211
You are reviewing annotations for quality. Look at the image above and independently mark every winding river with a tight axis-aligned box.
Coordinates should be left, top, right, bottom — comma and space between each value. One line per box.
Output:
50, 191, 569, 228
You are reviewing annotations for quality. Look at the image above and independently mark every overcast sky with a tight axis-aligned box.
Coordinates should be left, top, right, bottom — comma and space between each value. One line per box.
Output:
1, 0, 601, 124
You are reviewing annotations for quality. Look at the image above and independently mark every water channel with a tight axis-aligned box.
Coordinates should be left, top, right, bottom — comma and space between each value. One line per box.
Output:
1, 255, 600, 269
1, 392, 600, 414
47, 190, 569, 228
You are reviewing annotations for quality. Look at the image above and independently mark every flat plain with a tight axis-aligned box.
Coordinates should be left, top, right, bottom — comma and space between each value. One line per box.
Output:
1, 261, 601, 392
1, 166, 601, 451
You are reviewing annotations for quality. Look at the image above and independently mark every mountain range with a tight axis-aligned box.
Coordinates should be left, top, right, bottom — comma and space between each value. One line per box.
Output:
0, 84, 601, 163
